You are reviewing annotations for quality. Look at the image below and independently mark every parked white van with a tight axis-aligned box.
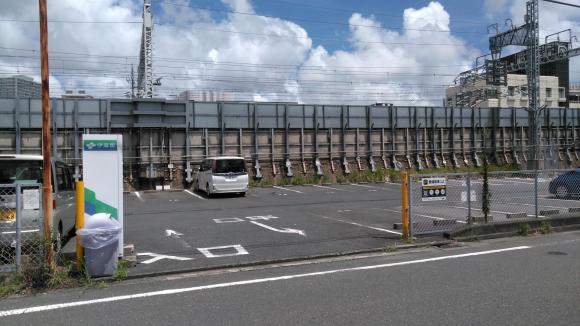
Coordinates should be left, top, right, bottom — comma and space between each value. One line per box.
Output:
0, 155, 76, 250
194, 157, 249, 197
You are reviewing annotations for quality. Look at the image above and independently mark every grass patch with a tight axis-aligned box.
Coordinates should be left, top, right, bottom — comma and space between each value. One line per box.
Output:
517, 223, 531, 236
249, 163, 520, 188
384, 244, 398, 252
539, 221, 553, 234
113, 260, 130, 281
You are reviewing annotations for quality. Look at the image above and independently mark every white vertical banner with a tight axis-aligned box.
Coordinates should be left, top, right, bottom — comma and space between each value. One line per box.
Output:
82, 134, 124, 257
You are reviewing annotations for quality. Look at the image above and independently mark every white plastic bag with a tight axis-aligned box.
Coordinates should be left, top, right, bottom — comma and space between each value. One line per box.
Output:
77, 213, 122, 249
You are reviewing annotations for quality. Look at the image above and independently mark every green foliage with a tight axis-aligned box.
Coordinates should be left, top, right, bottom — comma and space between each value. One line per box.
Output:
384, 244, 398, 252
113, 260, 130, 281
539, 221, 553, 234
518, 223, 531, 236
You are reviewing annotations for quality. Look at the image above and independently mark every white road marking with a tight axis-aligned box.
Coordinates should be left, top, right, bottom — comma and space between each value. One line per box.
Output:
446, 205, 535, 217
313, 184, 347, 192
213, 217, 245, 223
133, 191, 145, 202
309, 213, 402, 235
197, 244, 249, 258
350, 183, 379, 189
273, 186, 303, 194
1, 229, 40, 235
245, 215, 279, 221
378, 208, 467, 224
0, 246, 530, 317
183, 189, 206, 200
250, 221, 306, 236
165, 229, 183, 237
137, 252, 193, 264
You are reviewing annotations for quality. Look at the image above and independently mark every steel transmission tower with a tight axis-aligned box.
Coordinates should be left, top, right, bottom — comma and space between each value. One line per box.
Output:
137, 0, 153, 98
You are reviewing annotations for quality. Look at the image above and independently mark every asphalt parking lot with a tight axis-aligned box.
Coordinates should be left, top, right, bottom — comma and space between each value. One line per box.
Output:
123, 177, 580, 276
124, 183, 406, 276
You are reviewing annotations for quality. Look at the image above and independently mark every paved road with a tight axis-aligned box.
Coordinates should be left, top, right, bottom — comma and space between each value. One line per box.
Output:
1, 231, 579, 325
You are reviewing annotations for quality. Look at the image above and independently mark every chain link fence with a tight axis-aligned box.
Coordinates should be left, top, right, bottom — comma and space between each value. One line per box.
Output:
408, 169, 580, 236
0, 183, 44, 272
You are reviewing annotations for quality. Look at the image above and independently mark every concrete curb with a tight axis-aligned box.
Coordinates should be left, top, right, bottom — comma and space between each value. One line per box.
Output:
444, 214, 580, 241
121, 240, 454, 281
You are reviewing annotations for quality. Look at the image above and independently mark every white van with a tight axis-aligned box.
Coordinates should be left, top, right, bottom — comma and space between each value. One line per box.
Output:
194, 156, 249, 197
0, 155, 76, 249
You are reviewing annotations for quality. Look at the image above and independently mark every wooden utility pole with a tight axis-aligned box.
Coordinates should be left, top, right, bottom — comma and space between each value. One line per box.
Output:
39, 0, 53, 264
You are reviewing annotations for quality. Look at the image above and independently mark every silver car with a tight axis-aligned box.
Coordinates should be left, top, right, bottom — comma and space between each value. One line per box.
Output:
0, 155, 76, 251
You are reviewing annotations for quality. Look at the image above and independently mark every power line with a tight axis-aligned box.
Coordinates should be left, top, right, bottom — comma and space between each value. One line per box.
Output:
0, 19, 141, 24
542, 0, 580, 9
0, 47, 469, 70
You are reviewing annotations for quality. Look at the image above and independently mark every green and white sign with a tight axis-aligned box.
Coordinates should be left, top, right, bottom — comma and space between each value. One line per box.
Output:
83, 134, 124, 257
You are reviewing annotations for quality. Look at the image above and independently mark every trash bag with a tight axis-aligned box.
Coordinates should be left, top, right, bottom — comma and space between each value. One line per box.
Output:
77, 213, 122, 249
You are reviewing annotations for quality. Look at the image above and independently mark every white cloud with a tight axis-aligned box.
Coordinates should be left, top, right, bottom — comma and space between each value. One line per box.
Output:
296, 1, 476, 105
0, 0, 482, 104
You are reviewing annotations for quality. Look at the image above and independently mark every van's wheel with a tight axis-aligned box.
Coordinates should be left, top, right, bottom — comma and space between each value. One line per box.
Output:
556, 185, 569, 199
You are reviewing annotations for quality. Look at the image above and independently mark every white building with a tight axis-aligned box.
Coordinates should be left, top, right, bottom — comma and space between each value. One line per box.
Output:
445, 74, 566, 108
177, 90, 234, 102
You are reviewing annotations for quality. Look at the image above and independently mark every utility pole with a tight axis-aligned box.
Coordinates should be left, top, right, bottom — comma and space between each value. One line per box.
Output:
526, 0, 541, 169
39, 0, 54, 265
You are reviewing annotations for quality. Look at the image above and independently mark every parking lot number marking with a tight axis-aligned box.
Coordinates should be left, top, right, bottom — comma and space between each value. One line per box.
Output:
213, 217, 245, 223
197, 245, 249, 258
137, 252, 193, 264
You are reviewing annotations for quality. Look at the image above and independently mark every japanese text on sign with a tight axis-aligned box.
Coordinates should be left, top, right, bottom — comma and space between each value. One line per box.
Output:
421, 177, 447, 201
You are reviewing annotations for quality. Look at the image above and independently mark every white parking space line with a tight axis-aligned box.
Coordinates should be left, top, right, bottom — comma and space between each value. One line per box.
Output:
446, 205, 534, 217
0, 246, 530, 317
377, 208, 467, 224
273, 186, 303, 194
350, 183, 380, 189
133, 191, 145, 202
308, 213, 402, 235
313, 185, 347, 192
183, 189, 206, 200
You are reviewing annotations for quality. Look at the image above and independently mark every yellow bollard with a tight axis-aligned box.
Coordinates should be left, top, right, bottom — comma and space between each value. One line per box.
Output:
401, 170, 409, 241
75, 181, 85, 271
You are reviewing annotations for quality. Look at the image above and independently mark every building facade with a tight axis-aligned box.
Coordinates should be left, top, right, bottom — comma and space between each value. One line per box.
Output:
0, 75, 41, 98
446, 74, 566, 108
177, 90, 234, 102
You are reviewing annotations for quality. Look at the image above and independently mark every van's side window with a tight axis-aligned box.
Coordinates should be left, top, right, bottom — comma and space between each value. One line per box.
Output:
56, 163, 72, 191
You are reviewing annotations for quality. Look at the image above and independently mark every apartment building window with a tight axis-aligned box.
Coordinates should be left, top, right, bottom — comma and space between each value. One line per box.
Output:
559, 87, 565, 99
520, 86, 527, 96
546, 88, 552, 98
508, 86, 515, 96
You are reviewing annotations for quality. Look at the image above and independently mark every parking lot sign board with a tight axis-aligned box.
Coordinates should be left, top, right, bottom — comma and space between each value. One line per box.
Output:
83, 134, 124, 257
421, 177, 447, 201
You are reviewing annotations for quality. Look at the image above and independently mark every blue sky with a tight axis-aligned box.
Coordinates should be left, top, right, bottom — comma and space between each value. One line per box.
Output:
1, 0, 579, 102
152, 0, 496, 54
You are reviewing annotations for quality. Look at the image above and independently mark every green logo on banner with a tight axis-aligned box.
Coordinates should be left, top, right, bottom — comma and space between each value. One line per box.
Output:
83, 140, 117, 151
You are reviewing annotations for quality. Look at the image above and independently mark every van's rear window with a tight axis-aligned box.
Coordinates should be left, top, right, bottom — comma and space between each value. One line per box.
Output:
0, 160, 43, 184
213, 159, 245, 174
